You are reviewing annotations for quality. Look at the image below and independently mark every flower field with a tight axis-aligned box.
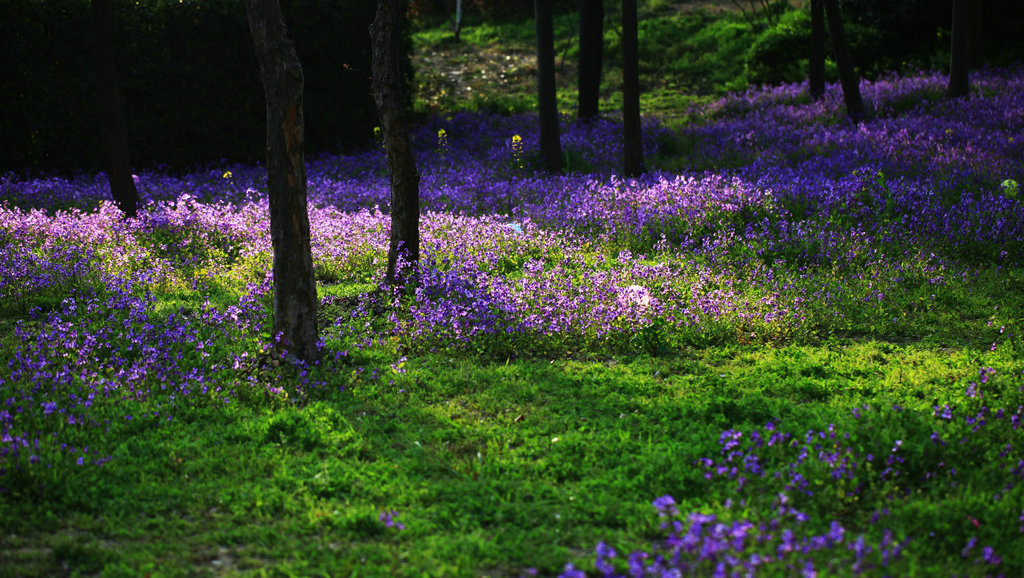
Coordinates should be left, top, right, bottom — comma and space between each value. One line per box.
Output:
1, 68, 1023, 576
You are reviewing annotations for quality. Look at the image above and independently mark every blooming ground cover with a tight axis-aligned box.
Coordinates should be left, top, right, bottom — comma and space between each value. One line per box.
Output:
1, 68, 1023, 575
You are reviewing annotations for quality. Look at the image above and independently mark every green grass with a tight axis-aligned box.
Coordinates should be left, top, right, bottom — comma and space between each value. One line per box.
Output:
2, 177, 1023, 577
411, 6, 750, 118
2, 278, 1022, 575
410, 2, 820, 119
4, 201, 1023, 574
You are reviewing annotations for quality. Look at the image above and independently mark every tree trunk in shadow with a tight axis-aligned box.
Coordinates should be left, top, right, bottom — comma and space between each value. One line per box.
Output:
823, 0, 864, 122
948, 0, 971, 98
535, 0, 563, 173
622, 0, 644, 177
244, 0, 320, 362
809, 0, 825, 101
91, 0, 139, 218
372, 0, 422, 285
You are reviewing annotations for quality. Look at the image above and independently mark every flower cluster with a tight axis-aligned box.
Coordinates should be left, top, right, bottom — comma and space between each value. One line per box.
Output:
0, 68, 1022, 573
566, 365, 1023, 576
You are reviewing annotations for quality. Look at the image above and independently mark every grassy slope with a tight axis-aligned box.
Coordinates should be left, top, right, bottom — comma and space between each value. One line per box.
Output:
410, 2, 759, 119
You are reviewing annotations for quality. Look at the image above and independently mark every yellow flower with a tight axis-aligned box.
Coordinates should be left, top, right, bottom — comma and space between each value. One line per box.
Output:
511, 135, 524, 169
436, 128, 449, 158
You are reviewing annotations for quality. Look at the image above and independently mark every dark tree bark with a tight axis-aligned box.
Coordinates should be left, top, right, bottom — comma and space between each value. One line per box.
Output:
967, 0, 984, 69
91, 0, 139, 218
578, 0, 604, 121
621, 0, 644, 177
948, 0, 970, 98
244, 0, 320, 362
808, 0, 826, 101
535, 0, 563, 173
823, 0, 864, 122
372, 0, 421, 284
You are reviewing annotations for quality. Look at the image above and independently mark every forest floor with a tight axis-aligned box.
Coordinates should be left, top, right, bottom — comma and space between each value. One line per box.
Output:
2, 3, 1022, 577
409, 0, 806, 120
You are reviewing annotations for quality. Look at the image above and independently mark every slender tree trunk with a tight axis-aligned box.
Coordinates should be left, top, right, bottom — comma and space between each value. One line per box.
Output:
452, 0, 464, 42
244, 0, 320, 362
948, 0, 970, 98
823, 0, 864, 122
622, 0, 644, 177
372, 0, 421, 284
91, 0, 139, 218
578, 0, 604, 121
808, 0, 826, 101
535, 0, 563, 173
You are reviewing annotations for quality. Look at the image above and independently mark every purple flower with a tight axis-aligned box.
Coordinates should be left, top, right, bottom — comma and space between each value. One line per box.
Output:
594, 542, 617, 575
982, 546, 1002, 565
652, 495, 678, 517
378, 510, 405, 530
966, 382, 980, 398
558, 563, 586, 578
961, 536, 977, 558
827, 521, 845, 544
627, 551, 648, 578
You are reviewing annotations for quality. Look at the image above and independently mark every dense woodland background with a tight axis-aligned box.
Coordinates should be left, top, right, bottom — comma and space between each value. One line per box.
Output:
2, 0, 1022, 175
1, 0, 397, 173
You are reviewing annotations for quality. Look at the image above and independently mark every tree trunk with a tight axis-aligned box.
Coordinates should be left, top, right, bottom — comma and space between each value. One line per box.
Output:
622, 0, 644, 177
535, 0, 563, 173
823, 0, 864, 123
808, 0, 825, 101
578, 0, 604, 121
244, 0, 320, 362
452, 0, 464, 42
91, 0, 139, 218
967, 0, 983, 69
372, 0, 421, 284
948, 0, 970, 98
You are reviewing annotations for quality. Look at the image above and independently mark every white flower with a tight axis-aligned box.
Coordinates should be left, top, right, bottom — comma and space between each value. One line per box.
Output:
618, 284, 652, 308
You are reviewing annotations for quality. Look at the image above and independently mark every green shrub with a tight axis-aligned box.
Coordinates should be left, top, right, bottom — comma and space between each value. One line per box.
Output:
746, 8, 812, 87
